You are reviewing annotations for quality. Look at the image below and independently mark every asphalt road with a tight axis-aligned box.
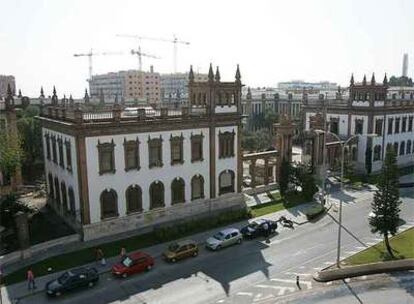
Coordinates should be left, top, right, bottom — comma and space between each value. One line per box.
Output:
17, 188, 414, 304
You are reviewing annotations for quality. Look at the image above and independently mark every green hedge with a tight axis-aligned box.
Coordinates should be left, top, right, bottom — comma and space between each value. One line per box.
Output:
305, 205, 326, 220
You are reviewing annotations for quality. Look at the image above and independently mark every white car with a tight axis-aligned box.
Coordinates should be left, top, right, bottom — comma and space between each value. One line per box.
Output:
205, 228, 242, 251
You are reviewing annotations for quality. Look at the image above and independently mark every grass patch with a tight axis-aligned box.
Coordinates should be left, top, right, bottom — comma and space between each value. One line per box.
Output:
250, 191, 307, 218
343, 227, 414, 266
305, 204, 326, 220
2, 209, 250, 286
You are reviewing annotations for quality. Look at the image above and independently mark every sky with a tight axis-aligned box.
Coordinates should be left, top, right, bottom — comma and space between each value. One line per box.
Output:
0, 0, 413, 97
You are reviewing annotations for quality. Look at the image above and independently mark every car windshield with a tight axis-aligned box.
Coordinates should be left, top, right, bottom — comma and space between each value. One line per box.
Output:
58, 272, 72, 284
168, 243, 179, 252
213, 232, 225, 240
122, 257, 133, 267
248, 222, 259, 229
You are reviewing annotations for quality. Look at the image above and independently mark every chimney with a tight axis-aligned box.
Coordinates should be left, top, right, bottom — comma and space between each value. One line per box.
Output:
150, 65, 154, 73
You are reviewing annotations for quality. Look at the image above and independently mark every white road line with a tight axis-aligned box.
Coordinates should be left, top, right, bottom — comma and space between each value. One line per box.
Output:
366, 242, 377, 246
236, 292, 254, 297
324, 261, 334, 265
255, 284, 296, 295
271, 278, 312, 289
355, 246, 367, 250
284, 272, 311, 276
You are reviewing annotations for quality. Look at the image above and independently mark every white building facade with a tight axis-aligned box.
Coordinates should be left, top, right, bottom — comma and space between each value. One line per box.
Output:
39, 65, 244, 240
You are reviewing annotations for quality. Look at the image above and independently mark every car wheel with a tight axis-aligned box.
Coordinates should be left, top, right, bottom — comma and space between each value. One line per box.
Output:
216, 245, 222, 251
193, 251, 198, 257
122, 273, 128, 278
55, 291, 62, 297
171, 258, 176, 263
146, 264, 153, 271
88, 281, 94, 287
237, 238, 242, 244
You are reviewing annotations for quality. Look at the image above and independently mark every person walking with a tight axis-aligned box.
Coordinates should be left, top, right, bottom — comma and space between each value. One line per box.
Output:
262, 221, 270, 243
296, 275, 301, 290
27, 267, 36, 291
96, 247, 106, 266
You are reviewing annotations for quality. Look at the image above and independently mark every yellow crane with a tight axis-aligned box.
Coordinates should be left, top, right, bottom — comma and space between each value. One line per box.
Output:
73, 49, 123, 81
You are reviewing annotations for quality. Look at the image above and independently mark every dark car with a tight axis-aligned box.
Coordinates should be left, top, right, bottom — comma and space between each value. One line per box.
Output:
46, 267, 99, 297
111, 252, 154, 278
240, 219, 278, 238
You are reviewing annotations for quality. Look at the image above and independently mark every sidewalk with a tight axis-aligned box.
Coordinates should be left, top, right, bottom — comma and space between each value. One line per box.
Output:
1, 201, 318, 303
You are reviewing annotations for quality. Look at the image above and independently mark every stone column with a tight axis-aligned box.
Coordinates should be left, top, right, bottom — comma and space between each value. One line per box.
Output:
15, 211, 31, 258
250, 159, 257, 188
264, 158, 269, 185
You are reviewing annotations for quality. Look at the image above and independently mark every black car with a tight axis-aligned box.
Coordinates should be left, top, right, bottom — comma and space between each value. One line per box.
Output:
46, 267, 99, 297
241, 219, 278, 238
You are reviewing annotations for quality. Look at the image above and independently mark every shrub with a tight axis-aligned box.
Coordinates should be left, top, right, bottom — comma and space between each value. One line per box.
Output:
305, 205, 326, 220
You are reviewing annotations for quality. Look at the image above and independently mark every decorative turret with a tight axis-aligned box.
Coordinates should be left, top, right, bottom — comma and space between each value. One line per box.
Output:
208, 63, 214, 82
235, 64, 241, 85
99, 88, 105, 104
84, 88, 90, 103
188, 65, 194, 83
246, 87, 252, 99
52, 86, 58, 105
69, 94, 74, 106
215, 66, 221, 82
362, 74, 367, 86
5, 83, 14, 110
18, 89, 22, 98
350, 74, 354, 86
383, 73, 388, 86
40, 86, 45, 98
371, 73, 376, 85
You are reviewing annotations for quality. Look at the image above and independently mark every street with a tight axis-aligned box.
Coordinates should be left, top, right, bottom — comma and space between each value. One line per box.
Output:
8, 188, 414, 304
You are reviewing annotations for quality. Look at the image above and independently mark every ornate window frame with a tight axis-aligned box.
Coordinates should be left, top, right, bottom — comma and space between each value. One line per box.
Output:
218, 130, 235, 159
97, 139, 116, 175
191, 133, 204, 162
148, 135, 163, 168
170, 133, 184, 165
124, 137, 140, 171
64, 139, 72, 173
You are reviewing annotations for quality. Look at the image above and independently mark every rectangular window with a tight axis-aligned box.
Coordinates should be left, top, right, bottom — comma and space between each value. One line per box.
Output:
395, 118, 400, 134
65, 139, 72, 172
402, 117, 407, 133
124, 138, 140, 171
51, 135, 57, 164
375, 119, 383, 136
170, 134, 184, 165
329, 119, 339, 135
97, 140, 116, 174
355, 119, 363, 135
58, 137, 64, 168
219, 130, 235, 159
191, 134, 204, 162
409, 117, 413, 132
148, 136, 163, 168
45, 133, 51, 160
388, 118, 393, 135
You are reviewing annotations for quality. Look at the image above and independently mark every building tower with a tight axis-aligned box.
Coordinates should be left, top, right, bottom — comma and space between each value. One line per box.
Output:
402, 53, 408, 77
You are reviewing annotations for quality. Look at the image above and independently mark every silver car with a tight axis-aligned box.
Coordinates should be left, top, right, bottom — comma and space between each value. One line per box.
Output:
205, 228, 243, 251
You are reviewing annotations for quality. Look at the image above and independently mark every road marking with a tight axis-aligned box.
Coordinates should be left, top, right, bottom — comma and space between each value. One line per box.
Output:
284, 272, 311, 276
366, 242, 376, 246
255, 284, 295, 295
216, 300, 225, 303
236, 292, 254, 297
326, 281, 333, 285
324, 261, 334, 265
253, 293, 275, 303
356, 246, 367, 250
271, 278, 312, 289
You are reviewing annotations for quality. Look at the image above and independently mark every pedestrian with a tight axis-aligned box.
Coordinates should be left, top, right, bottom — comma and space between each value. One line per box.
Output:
96, 247, 106, 266
296, 275, 301, 290
120, 247, 127, 261
262, 221, 270, 243
27, 267, 36, 291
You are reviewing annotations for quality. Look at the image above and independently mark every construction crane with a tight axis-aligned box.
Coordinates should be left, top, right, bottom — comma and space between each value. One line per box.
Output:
73, 49, 123, 81
130, 46, 160, 71
116, 34, 190, 73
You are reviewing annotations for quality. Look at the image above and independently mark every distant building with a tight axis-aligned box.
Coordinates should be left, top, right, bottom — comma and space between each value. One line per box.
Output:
0, 75, 16, 98
402, 53, 409, 77
277, 80, 337, 94
89, 67, 161, 103
160, 72, 208, 102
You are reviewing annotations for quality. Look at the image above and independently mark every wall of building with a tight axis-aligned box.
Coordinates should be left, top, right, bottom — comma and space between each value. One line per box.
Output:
85, 128, 211, 224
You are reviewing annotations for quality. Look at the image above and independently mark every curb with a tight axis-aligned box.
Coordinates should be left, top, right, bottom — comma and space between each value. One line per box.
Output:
313, 258, 414, 282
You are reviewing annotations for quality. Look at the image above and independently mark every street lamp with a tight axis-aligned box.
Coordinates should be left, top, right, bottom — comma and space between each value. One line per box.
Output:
314, 129, 377, 267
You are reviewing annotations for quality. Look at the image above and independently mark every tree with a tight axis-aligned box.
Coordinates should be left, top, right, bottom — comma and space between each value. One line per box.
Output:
290, 163, 317, 200
388, 76, 413, 87
0, 132, 23, 184
279, 158, 290, 197
369, 149, 401, 258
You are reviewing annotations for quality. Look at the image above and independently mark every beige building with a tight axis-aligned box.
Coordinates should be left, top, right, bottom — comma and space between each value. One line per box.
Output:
89, 66, 161, 103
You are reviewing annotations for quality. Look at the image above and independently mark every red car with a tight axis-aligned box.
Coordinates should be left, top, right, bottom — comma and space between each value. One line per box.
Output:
111, 252, 154, 278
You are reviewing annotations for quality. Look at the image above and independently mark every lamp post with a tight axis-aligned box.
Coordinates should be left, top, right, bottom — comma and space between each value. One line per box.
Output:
314, 129, 377, 267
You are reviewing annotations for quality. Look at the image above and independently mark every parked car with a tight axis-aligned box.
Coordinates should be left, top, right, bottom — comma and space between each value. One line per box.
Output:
163, 240, 198, 262
45, 267, 99, 297
205, 228, 242, 251
240, 219, 278, 239
111, 252, 154, 278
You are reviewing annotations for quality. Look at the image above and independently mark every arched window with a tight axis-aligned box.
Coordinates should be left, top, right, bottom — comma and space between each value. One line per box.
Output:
61, 182, 68, 212
393, 142, 399, 155
150, 181, 164, 209
191, 175, 205, 200
373, 145, 381, 161
54, 177, 61, 206
219, 170, 235, 195
48, 173, 54, 199
126, 185, 142, 213
68, 187, 76, 217
100, 189, 118, 219
171, 178, 185, 204
400, 141, 405, 155
407, 140, 412, 154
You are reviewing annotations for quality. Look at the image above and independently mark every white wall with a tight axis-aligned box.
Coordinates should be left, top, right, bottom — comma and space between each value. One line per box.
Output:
215, 105, 237, 114
326, 113, 348, 136
42, 128, 81, 221
85, 128, 210, 224
215, 126, 238, 197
